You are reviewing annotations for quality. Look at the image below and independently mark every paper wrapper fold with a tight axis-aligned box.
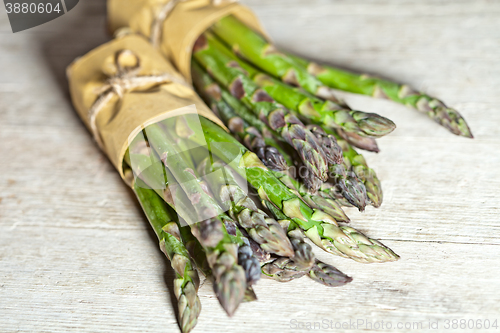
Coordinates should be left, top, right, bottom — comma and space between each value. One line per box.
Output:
107, 0, 268, 82
67, 34, 225, 181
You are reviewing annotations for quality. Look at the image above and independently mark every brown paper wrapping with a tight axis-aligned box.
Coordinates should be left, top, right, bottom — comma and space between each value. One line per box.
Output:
67, 34, 226, 180
107, 0, 268, 82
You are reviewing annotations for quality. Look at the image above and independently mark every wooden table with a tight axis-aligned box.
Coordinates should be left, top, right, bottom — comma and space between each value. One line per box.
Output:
1, 1, 499, 332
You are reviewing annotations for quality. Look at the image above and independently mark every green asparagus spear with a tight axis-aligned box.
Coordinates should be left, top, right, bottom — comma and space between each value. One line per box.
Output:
193, 31, 329, 183
337, 129, 380, 153
336, 136, 383, 207
175, 216, 258, 302
286, 53, 473, 138
191, 60, 289, 172
197, 156, 295, 257
308, 260, 353, 287
306, 125, 343, 166
134, 183, 201, 333
252, 73, 395, 137
288, 178, 350, 222
261, 257, 308, 282
211, 16, 392, 139
256, 220, 351, 286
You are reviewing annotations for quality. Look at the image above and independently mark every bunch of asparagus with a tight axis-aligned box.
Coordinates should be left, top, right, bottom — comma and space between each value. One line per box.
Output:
126, 112, 398, 332
126, 15, 472, 333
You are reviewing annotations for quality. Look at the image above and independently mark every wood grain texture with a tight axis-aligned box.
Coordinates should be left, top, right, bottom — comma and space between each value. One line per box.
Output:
0, 0, 499, 332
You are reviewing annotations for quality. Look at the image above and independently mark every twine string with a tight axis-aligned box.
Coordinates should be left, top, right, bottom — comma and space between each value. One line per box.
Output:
88, 49, 190, 149
150, 0, 239, 48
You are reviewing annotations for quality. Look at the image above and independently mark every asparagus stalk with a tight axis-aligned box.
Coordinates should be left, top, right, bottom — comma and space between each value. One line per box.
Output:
299, 125, 367, 211
203, 29, 395, 143
250, 71, 395, 138
193, 32, 329, 183
306, 125, 343, 166
243, 235, 309, 283
192, 63, 364, 210
131, 152, 250, 306
191, 60, 289, 172
265, 219, 352, 286
336, 136, 383, 207
177, 216, 258, 302
286, 53, 473, 138
261, 257, 308, 282
134, 183, 201, 333
185, 114, 399, 263
197, 156, 295, 257
337, 129, 380, 153
309, 260, 353, 287
285, 175, 350, 222
144, 124, 248, 316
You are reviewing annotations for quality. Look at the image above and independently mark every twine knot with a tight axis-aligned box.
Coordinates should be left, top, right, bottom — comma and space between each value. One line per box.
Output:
88, 49, 189, 149
151, 0, 239, 48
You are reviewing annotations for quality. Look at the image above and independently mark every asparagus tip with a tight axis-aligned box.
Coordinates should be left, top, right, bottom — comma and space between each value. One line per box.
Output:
308, 261, 353, 287
214, 265, 246, 316
354, 111, 397, 137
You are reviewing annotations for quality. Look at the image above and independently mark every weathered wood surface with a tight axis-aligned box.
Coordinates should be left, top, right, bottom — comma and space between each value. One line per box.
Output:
0, 0, 499, 332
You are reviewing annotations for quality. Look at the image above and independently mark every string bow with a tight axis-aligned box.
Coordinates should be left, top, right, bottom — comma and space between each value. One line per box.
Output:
88, 49, 189, 149
151, 0, 239, 48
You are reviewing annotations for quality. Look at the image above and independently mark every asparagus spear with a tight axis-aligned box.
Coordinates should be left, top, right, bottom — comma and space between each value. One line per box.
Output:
241, 233, 308, 283
286, 53, 473, 138
193, 32, 329, 183
294, 125, 367, 211
261, 257, 308, 282
184, 114, 399, 263
250, 72, 395, 138
191, 60, 289, 172
130, 151, 250, 307
335, 135, 383, 207
265, 219, 352, 286
197, 156, 294, 257
308, 260, 353, 287
193, 62, 368, 210
338, 170, 368, 211
337, 129, 380, 153
134, 183, 201, 333
286, 176, 350, 222
177, 214, 258, 302
144, 124, 248, 316
306, 125, 343, 166
247, 221, 313, 283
